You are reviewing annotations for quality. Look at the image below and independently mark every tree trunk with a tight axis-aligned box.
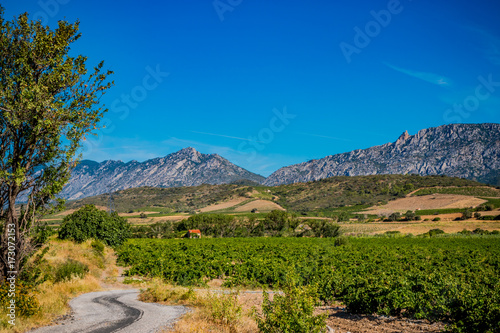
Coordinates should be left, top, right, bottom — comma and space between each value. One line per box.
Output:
1, 186, 22, 282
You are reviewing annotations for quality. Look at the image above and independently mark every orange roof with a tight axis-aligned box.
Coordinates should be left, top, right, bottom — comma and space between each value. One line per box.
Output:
188, 229, 201, 233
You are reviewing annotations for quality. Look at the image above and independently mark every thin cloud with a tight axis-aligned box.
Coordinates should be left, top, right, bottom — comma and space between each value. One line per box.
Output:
191, 130, 265, 143
384, 63, 453, 87
296, 132, 354, 142
467, 27, 500, 66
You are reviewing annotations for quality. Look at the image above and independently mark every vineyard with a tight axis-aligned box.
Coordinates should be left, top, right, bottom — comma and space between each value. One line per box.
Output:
117, 236, 500, 332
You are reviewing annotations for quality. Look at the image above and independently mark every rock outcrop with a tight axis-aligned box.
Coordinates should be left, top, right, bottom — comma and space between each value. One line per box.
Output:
264, 123, 500, 186
61, 147, 264, 200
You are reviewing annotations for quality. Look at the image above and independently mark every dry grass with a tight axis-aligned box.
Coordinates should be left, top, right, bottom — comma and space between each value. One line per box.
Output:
233, 200, 285, 213
0, 237, 119, 332
340, 220, 500, 235
141, 279, 259, 333
199, 198, 248, 212
362, 194, 487, 216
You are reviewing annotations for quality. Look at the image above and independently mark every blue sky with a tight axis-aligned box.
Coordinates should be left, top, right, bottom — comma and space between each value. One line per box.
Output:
3, 0, 500, 176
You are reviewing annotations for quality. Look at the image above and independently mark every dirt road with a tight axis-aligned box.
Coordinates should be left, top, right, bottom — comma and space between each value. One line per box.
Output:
30, 289, 188, 333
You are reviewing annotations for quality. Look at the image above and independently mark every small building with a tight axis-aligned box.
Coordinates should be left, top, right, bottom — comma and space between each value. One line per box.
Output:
186, 229, 201, 238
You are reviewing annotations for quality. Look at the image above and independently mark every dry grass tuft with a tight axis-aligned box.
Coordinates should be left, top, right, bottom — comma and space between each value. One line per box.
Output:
0, 237, 118, 332
141, 279, 259, 333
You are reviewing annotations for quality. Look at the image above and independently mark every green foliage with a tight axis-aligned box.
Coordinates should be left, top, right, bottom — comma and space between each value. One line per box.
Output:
271, 174, 486, 212
413, 187, 500, 197
205, 291, 242, 330
388, 212, 401, 221
461, 208, 473, 220
255, 281, 327, 333
170, 211, 302, 238
66, 184, 249, 213
422, 229, 445, 237
58, 205, 130, 246
0, 281, 40, 317
263, 210, 299, 236
18, 246, 52, 286
404, 210, 417, 221
433, 217, 441, 221
308, 220, 341, 238
54, 259, 89, 282
91, 239, 105, 256
117, 237, 500, 332
0, 7, 113, 278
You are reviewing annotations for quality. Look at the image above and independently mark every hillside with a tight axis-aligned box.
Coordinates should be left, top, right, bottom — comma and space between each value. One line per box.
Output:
60, 147, 264, 200
65, 174, 496, 214
265, 123, 500, 186
270, 174, 495, 213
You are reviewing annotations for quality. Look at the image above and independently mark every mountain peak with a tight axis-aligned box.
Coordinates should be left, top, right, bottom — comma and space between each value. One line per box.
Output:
265, 123, 500, 186
178, 147, 198, 154
62, 147, 264, 200
396, 130, 410, 145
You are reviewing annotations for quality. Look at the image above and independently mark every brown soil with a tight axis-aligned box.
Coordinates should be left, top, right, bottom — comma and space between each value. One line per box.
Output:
233, 200, 285, 212
128, 215, 188, 224
199, 198, 248, 212
119, 211, 163, 217
341, 220, 500, 235
322, 304, 445, 333
362, 194, 487, 216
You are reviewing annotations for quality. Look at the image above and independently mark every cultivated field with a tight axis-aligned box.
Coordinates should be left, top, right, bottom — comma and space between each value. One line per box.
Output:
361, 193, 487, 216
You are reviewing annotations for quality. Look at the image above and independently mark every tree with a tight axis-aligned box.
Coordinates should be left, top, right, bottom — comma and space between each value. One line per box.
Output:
404, 210, 416, 221
461, 208, 473, 220
58, 205, 130, 247
0, 9, 113, 280
388, 212, 401, 222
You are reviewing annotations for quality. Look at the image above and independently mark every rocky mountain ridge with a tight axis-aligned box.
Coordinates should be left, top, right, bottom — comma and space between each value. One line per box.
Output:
264, 123, 500, 186
61, 147, 264, 200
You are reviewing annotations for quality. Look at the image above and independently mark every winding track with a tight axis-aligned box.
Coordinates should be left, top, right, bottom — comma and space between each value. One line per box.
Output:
30, 289, 188, 333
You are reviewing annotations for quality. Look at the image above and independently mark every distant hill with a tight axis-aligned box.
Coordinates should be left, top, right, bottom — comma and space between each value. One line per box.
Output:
264, 123, 500, 186
60, 147, 264, 200
65, 174, 496, 214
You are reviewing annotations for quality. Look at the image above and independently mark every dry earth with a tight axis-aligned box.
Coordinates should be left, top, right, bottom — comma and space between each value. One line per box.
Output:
233, 199, 285, 212
199, 197, 248, 212
361, 194, 487, 216
322, 304, 445, 333
340, 219, 500, 235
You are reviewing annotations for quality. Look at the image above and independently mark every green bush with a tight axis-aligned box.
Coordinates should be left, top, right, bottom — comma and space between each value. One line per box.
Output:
58, 205, 131, 246
388, 212, 401, 222
255, 281, 327, 333
54, 259, 89, 282
432, 217, 441, 221
205, 291, 242, 330
428, 229, 445, 237
334, 236, 348, 246
91, 239, 105, 256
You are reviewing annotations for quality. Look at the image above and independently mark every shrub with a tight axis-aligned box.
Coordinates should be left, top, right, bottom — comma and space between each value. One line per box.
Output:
461, 209, 473, 220
91, 239, 105, 256
58, 205, 131, 246
0, 281, 40, 317
404, 210, 416, 221
388, 212, 401, 222
139, 279, 195, 304
334, 236, 348, 246
255, 281, 327, 333
432, 217, 441, 221
140, 212, 147, 219
428, 229, 445, 237
54, 259, 89, 282
474, 212, 481, 219
205, 291, 243, 330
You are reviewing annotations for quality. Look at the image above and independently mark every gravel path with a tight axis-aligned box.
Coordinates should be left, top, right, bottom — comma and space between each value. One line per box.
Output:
30, 289, 188, 333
